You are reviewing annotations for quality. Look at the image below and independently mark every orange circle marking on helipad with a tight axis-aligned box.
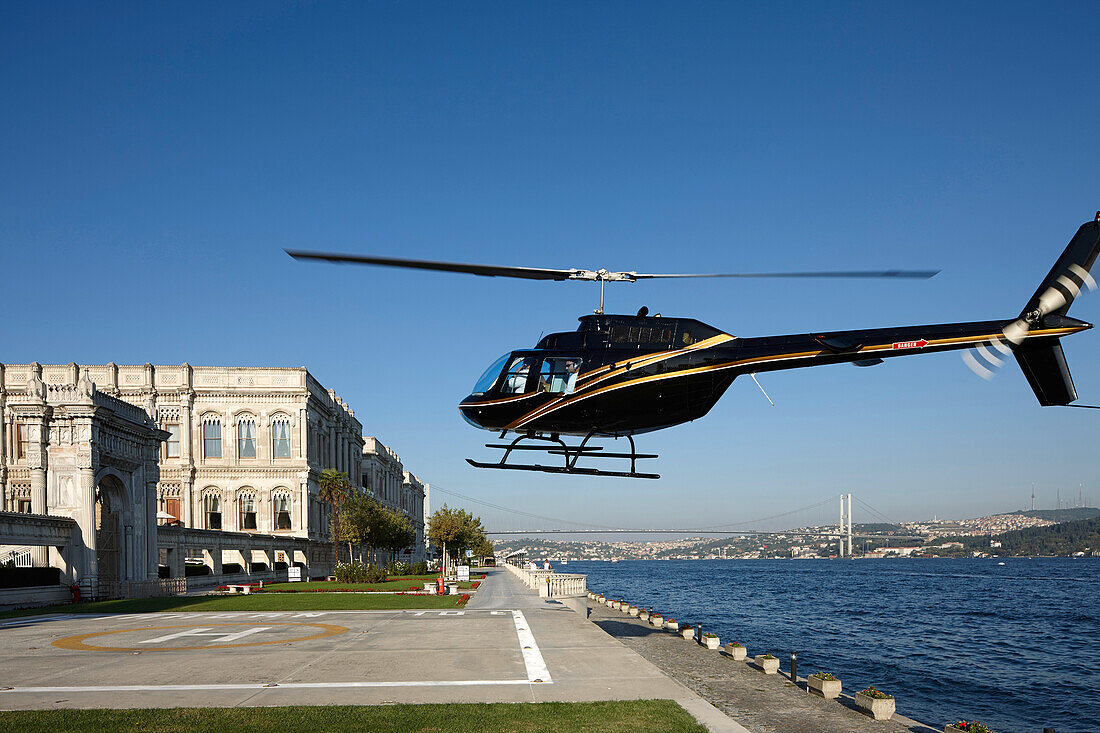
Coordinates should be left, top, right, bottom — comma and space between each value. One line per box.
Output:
52, 622, 348, 652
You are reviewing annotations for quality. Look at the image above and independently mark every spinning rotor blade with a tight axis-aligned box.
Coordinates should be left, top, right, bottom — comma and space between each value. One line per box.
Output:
285, 251, 576, 281
631, 269, 940, 280
962, 263, 1097, 380
287, 249, 940, 282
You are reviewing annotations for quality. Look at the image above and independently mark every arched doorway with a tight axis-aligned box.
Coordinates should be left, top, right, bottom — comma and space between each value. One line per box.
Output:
96, 475, 127, 597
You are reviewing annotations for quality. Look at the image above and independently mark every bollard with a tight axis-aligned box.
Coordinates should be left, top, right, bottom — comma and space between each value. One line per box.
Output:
790, 651, 797, 685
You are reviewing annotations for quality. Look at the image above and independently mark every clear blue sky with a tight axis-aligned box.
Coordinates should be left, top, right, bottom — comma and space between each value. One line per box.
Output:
3, 2, 1098, 530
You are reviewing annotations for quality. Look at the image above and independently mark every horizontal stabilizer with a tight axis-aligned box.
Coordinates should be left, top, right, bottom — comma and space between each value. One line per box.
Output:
1014, 339, 1077, 406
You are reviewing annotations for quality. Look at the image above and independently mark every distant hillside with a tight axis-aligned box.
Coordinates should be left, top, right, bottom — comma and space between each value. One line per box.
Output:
960, 517, 1100, 556
1013, 507, 1100, 523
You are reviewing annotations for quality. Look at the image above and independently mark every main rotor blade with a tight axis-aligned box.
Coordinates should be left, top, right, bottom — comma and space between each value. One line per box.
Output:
631, 269, 940, 280
285, 250, 576, 281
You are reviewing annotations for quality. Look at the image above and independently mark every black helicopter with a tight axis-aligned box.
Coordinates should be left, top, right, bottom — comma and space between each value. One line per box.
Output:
289, 214, 1100, 479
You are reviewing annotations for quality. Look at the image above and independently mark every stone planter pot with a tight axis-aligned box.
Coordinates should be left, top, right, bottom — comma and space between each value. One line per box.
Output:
628, 606, 639, 616
681, 627, 695, 640
650, 615, 663, 627
703, 635, 720, 650
666, 621, 679, 631
853, 692, 895, 721
423, 582, 436, 593
808, 675, 842, 699
724, 643, 747, 660
639, 611, 650, 621
608, 600, 618, 609
754, 655, 780, 674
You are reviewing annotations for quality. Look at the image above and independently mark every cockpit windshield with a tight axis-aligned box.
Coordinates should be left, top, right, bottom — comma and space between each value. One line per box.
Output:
471, 353, 512, 395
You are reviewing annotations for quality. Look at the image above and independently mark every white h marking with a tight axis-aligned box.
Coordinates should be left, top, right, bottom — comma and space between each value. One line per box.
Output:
140, 627, 270, 645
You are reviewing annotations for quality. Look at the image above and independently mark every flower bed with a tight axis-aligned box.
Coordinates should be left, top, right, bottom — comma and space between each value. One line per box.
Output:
946, 722, 994, 733
808, 672, 841, 699
854, 687, 895, 720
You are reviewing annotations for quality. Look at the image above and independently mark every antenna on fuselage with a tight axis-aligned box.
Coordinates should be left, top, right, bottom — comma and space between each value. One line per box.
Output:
749, 373, 775, 406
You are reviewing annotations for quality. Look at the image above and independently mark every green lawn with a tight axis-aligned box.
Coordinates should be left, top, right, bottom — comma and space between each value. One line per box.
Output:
262, 578, 479, 592
0, 592, 466, 619
0, 701, 706, 732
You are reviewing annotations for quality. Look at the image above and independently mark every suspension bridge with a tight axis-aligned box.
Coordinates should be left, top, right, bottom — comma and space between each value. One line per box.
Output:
429, 486, 924, 545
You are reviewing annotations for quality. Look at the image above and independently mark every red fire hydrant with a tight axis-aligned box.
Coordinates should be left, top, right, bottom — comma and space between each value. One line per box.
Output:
436, 576, 445, 596
70, 583, 81, 603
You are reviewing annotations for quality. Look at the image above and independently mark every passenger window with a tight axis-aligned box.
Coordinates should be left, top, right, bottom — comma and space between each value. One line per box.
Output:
539, 358, 583, 394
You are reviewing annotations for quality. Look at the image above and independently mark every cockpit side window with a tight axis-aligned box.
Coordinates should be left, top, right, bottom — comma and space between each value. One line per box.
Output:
538, 357, 583, 395
500, 357, 537, 395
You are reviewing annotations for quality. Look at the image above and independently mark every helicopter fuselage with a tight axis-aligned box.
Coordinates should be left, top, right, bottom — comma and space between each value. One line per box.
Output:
458, 312, 1091, 437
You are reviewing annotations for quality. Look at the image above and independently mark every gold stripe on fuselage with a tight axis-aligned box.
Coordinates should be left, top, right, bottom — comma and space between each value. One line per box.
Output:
507, 326, 1084, 429
504, 333, 737, 429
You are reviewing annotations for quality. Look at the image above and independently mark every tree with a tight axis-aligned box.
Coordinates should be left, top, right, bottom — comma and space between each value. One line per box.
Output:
427, 504, 487, 573
380, 508, 416, 565
318, 468, 351, 567
473, 535, 495, 562
339, 492, 378, 562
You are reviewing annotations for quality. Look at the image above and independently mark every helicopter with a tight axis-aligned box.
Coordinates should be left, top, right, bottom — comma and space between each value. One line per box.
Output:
288, 214, 1100, 479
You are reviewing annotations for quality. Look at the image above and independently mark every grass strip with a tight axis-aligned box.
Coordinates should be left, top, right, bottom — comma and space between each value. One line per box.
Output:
0, 593, 464, 619
261, 579, 478, 592
0, 701, 706, 733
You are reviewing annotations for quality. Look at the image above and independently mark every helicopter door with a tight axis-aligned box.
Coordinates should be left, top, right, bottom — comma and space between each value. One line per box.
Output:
539, 358, 583, 395
499, 356, 539, 395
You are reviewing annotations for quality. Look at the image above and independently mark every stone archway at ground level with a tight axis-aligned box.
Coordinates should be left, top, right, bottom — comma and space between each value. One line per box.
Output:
95, 474, 127, 597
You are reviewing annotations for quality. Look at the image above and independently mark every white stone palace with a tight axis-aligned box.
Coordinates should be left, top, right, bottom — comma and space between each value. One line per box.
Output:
1, 361, 433, 601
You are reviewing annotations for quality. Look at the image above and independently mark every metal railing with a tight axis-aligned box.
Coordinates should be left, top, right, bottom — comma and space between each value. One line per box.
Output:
96, 577, 188, 600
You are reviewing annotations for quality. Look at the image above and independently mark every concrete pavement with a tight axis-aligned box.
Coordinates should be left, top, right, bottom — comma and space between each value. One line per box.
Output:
0, 568, 744, 732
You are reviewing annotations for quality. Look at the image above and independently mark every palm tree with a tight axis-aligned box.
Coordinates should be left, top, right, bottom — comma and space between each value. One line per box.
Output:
318, 468, 351, 568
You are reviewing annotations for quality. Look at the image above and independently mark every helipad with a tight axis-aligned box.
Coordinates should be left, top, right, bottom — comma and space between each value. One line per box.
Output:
0, 609, 553, 708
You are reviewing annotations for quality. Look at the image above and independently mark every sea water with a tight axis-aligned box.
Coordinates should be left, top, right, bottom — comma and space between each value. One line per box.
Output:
571, 557, 1098, 733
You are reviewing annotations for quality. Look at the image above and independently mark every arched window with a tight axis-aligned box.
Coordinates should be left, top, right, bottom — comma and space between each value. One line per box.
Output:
272, 415, 292, 459
203, 417, 222, 459
204, 493, 222, 529
273, 491, 292, 530
238, 491, 257, 530
238, 416, 257, 459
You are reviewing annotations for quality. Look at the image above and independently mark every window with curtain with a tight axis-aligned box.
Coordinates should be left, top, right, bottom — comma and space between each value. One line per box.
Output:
272, 417, 292, 459
203, 419, 222, 459
204, 493, 222, 529
17, 423, 30, 460
165, 424, 180, 458
238, 418, 257, 459
238, 493, 257, 530
273, 493, 292, 530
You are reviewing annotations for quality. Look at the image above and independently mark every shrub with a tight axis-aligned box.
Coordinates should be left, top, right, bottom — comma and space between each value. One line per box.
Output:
363, 564, 387, 584
728, 642, 743, 647
811, 672, 838, 681
388, 561, 411, 576
410, 560, 428, 575
760, 654, 777, 660
703, 632, 718, 638
859, 686, 893, 699
334, 562, 368, 583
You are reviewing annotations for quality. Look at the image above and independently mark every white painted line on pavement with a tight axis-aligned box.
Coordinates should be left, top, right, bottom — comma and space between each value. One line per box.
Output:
2, 680, 537, 693
512, 610, 552, 684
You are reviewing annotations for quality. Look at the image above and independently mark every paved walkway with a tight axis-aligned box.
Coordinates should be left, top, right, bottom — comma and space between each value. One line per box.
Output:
588, 601, 938, 733
0, 568, 742, 732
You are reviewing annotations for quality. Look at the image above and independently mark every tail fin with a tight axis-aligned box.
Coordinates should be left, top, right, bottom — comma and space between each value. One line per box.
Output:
1015, 338, 1076, 406
1014, 216, 1100, 405
1019, 216, 1100, 322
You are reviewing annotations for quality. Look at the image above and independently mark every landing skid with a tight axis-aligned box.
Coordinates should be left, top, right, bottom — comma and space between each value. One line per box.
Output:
466, 432, 660, 479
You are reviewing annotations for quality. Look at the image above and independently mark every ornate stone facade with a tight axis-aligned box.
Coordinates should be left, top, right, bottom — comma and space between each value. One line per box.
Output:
362, 437, 427, 562
0, 362, 166, 592
2, 363, 364, 547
